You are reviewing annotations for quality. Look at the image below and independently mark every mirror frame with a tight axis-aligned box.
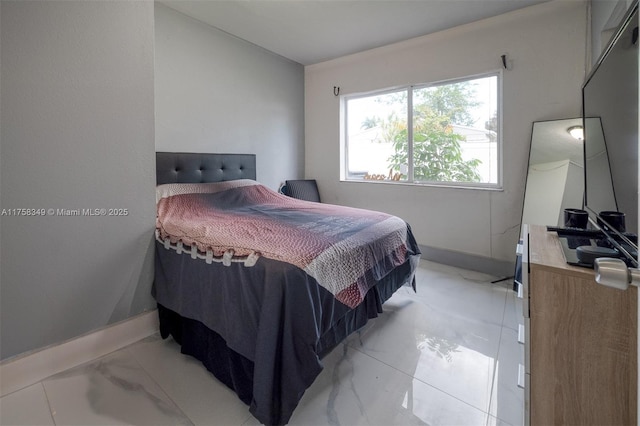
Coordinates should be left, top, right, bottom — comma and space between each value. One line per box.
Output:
521, 118, 585, 228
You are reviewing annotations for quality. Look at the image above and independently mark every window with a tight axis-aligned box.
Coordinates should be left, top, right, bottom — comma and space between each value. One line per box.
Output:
344, 73, 501, 188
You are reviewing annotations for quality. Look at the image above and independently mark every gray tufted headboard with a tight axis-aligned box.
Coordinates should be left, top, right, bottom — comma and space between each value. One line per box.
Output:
156, 152, 256, 185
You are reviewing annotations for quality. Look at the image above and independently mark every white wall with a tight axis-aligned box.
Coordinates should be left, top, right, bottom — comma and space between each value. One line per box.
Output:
522, 160, 571, 227
0, 1, 156, 360
305, 0, 587, 263
154, 4, 305, 190
560, 161, 586, 225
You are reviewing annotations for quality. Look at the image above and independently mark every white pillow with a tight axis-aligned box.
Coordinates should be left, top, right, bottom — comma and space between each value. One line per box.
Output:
156, 180, 259, 203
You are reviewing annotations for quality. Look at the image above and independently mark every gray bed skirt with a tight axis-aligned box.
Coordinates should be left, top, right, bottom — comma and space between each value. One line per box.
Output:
153, 238, 420, 425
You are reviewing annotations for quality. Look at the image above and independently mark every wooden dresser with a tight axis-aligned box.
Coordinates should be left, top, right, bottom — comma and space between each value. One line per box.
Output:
520, 224, 637, 425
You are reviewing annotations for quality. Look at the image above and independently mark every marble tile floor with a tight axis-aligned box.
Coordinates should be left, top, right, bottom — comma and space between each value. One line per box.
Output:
0, 261, 524, 426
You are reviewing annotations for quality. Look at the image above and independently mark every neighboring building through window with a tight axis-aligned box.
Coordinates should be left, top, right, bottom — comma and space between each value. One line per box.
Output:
344, 73, 501, 188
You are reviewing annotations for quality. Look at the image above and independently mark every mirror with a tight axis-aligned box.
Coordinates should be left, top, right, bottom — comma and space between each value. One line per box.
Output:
522, 118, 584, 227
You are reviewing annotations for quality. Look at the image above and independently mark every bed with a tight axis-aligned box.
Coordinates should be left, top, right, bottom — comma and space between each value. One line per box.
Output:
153, 152, 421, 425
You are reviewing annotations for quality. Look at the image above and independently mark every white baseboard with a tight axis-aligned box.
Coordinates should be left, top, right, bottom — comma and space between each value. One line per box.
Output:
0, 310, 159, 398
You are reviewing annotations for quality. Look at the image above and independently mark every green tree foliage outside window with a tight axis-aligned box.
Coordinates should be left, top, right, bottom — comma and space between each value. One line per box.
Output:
369, 81, 486, 183
387, 105, 482, 182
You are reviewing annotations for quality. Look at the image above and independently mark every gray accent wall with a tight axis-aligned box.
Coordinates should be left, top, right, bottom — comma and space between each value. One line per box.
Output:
154, 4, 305, 190
0, 1, 156, 360
0, 1, 305, 361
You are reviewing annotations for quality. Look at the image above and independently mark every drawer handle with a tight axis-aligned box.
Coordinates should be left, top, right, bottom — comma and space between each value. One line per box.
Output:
517, 364, 525, 389
518, 324, 525, 344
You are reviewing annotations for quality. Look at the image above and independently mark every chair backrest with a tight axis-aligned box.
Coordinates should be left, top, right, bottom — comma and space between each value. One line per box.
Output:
283, 179, 321, 202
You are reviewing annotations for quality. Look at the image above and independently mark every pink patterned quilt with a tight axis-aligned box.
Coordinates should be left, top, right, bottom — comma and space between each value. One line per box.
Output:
156, 181, 412, 308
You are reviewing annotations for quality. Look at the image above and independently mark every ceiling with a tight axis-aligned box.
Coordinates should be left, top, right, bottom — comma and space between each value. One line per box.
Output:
529, 118, 584, 166
160, 0, 549, 65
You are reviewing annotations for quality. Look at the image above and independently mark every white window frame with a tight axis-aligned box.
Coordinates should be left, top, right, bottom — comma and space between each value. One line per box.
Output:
341, 71, 503, 190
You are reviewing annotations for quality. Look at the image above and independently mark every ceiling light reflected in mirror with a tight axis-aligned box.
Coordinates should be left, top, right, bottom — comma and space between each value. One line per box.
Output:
567, 125, 584, 140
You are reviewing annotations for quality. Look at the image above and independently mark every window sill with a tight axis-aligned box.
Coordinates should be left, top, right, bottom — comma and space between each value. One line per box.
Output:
340, 178, 503, 192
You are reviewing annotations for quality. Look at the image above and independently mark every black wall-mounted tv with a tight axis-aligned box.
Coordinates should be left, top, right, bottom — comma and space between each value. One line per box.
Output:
582, 0, 638, 265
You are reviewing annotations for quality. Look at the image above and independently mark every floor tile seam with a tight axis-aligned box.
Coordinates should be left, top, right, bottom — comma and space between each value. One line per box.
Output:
240, 412, 257, 425
489, 334, 524, 425
500, 287, 510, 329
435, 312, 507, 330
489, 408, 518, 426
502, 323, 519, 332
126, 341, 259, 426
484, 289, 510, 420
10, 340, 154, 398
498, 285, 512, 326
488, 324, 526, 426
39, 381, 58, 426
0, 383, 34, 400
383, 298, 509, 330
348, 343, 492, 417
410, 372, 494, 417
0, 340, 152, 399
405, 286, 507, 299
123, 345, 196, 425
488, 377, 525, 424
486, 411, 516, 426
414, 280, 508, 294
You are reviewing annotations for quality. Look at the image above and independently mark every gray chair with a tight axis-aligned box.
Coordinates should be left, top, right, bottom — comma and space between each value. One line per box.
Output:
283, 179, 321, 202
